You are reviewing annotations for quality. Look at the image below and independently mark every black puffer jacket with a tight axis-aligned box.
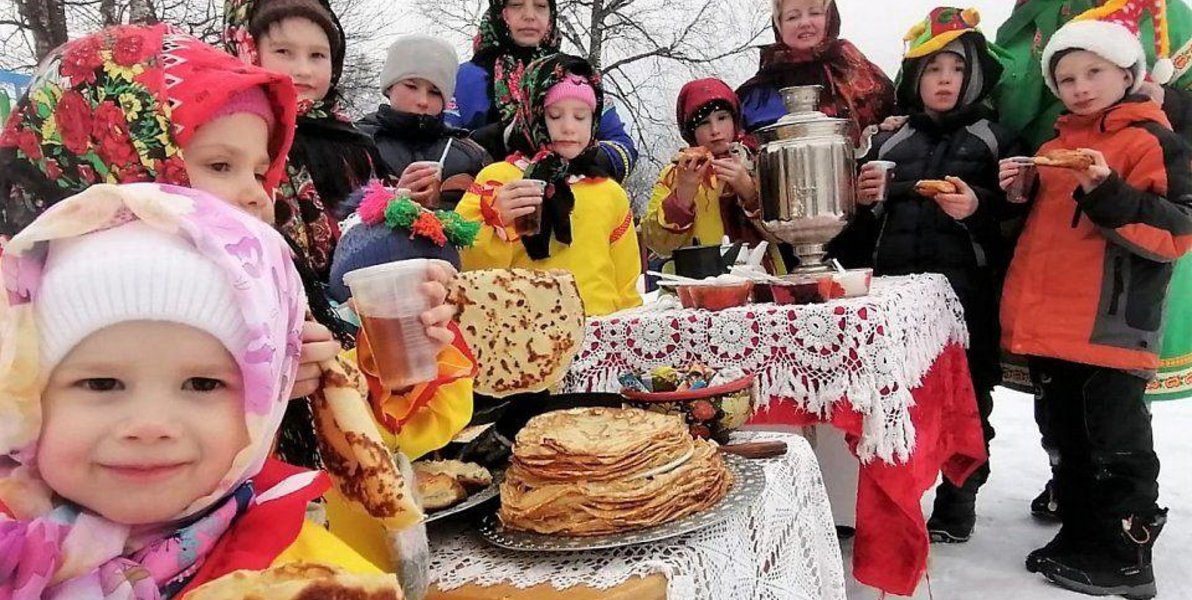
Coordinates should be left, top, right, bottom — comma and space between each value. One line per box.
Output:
829, 33, 1020, 389
357, 105, 491, 211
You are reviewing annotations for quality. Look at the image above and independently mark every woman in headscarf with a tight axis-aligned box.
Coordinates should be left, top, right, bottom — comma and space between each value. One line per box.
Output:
736, 0, 896, 137
446, 0, 639, 183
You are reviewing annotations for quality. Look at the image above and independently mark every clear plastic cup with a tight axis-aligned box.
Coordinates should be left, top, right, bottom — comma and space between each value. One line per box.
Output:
515, 179, 547, 236
407, 161, 443, 208
1006, 156, 1037, 203
343, 259, 441, 389
866, 160, 897, 201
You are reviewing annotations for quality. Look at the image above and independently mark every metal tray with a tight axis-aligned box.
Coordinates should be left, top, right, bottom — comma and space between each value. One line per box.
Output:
425, 471, 504, 524
476, 454, 765, 551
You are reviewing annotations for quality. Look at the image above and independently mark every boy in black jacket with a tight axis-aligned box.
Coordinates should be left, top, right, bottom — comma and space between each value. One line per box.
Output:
833, 7, 1018, 543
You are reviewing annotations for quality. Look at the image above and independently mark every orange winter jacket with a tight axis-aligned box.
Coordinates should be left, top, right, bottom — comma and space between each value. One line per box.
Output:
1001, 97, 1192, 373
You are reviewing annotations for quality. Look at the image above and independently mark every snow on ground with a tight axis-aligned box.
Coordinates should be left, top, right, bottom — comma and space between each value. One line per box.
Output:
842, 387, 1192, 599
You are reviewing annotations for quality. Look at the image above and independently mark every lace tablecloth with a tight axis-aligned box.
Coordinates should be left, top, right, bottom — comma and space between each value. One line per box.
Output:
428, 432, 845, 600
564, 274, 968, 463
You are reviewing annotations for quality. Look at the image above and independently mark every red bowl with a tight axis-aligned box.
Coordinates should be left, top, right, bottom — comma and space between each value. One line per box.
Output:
677, 282, 754, 311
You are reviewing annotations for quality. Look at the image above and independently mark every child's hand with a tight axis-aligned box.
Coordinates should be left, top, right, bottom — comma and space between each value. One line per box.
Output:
879, 115, 908, 132
420, 261, 459, 349
397, 163, 441, 205
998, 158, 1026, 192
293, 320, 342, 399
1072, 148, 1111, 193
674, 153, 705, 192
935, 176, 979, 220
712, 157, 756, 204
856, 163, 887, 206
493, 180, 543, 226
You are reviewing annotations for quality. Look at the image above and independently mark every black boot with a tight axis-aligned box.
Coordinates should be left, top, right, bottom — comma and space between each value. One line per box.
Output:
1030, 479, 1061, 522
1036, 509, 1166, 599
1026, 524, 1085, 573
927, 487, 977, 543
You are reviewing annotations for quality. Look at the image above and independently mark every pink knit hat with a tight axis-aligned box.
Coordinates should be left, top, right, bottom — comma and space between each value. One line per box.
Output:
209, 85, 277, 130
544, 74, 597, 111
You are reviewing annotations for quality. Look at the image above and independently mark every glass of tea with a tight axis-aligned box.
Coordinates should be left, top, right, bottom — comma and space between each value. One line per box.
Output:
514, 179, 547, 236
342, 259, 442, 389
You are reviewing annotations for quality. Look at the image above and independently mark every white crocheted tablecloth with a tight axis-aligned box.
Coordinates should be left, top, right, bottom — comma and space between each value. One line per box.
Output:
563, 274, 969, 463
428, 432, 845, 600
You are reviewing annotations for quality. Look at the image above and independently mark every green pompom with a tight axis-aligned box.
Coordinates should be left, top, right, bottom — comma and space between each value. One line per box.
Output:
436, 210, 481, 247
383, 198, 421, 230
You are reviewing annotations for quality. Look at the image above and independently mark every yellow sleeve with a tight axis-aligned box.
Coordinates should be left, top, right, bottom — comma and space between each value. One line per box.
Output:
272, 519, 383, 573
642, 166, 695, 257
608, 187, 644, 312
384, 345, 474, 461
456, 162, 521, 272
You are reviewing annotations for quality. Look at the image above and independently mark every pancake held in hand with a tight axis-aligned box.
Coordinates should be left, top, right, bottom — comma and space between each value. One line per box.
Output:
914, 179, 957, 198
672, 146, 718, 187
312, 356, 423, 529
1033, 149, 1094, 170
498, 407, 732, 536
183, 562, 402, 599
447, 269, 585, 398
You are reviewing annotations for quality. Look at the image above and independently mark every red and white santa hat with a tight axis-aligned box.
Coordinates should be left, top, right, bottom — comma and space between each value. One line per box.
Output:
1042, 0, 1174, 96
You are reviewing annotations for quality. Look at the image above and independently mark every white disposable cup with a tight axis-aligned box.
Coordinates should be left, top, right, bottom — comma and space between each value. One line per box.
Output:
343, 258, 442, 389
866, 160, 897, 201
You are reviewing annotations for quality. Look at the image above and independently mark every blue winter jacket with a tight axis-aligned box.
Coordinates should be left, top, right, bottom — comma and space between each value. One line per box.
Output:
739, 85, 788, 133
445, 61, 639, 182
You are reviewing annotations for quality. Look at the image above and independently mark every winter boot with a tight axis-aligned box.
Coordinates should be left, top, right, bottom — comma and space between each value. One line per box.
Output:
1030, 479, 1061, 522
1026, 525, 1086, 573
1036, 509, 1167, 599
927, 496, 976, 543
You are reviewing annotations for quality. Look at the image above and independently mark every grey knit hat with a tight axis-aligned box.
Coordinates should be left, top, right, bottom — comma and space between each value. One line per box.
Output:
379, 34, 459, 100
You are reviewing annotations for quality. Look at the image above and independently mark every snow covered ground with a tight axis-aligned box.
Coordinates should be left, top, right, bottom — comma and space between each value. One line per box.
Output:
841, 387, 1192, 599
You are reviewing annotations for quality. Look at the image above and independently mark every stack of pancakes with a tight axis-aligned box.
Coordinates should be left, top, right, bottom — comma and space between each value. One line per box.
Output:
498, 407, 732, 536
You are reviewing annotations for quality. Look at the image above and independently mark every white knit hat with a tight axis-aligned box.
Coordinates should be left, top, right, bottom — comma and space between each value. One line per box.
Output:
378, 34, 459, 101
1042, 20, 1147, 97
35, 220, 247, 371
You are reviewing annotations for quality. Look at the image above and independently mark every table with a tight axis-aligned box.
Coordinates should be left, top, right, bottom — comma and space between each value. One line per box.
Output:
564, 275, 988, 595
426, 432, 846, 600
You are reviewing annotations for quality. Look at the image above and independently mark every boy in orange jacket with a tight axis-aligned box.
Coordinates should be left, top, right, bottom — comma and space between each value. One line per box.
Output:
997, 5, 1192, 597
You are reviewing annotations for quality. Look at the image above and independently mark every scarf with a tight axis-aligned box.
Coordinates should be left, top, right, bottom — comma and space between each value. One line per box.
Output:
507, 54, 608, 260
470, 0, 562, 125
224, 0, 389, 279
736, 2, 895, 139
0, 24, 296, 238
0, 184, 306, 599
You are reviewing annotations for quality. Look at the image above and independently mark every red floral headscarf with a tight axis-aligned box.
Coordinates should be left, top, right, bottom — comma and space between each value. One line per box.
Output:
676, 78, 746, 147
0, 24, 297, 237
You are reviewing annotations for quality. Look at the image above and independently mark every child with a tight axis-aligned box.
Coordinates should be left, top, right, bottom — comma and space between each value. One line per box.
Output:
0, 25, 470, 472
838, 7, 1017, 543
999, 6, 1192, 597
0, 183, 379, 596
456, 53, 642, 317
447, 0, 638, 183
225, 0, 392, 279
643, 78, 783, 272
356, 35, 492, 212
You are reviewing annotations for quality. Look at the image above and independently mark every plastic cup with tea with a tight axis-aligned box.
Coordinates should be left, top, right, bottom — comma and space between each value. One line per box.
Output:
407, 160, 443, 208
1006, 156, 1037, 204
515, 179, 548, 237
866, 160, 897, 201
342, 259, 442, 390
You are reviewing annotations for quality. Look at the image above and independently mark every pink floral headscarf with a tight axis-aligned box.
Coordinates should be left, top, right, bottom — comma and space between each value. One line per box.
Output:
0, 183, 306, 599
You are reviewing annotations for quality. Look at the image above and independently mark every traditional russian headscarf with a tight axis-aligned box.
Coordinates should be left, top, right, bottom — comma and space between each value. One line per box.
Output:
506, 53, 607, 260
676, 78, 746, 146
0, 183, 306, 599
0, 24, 297, 238
470, 0, 562, 125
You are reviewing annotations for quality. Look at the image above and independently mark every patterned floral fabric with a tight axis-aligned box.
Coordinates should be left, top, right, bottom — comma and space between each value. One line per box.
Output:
0, 183, 306, 599
0, 24, 297, 237
471, 0, 561, 124
507, 54, 605, 259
